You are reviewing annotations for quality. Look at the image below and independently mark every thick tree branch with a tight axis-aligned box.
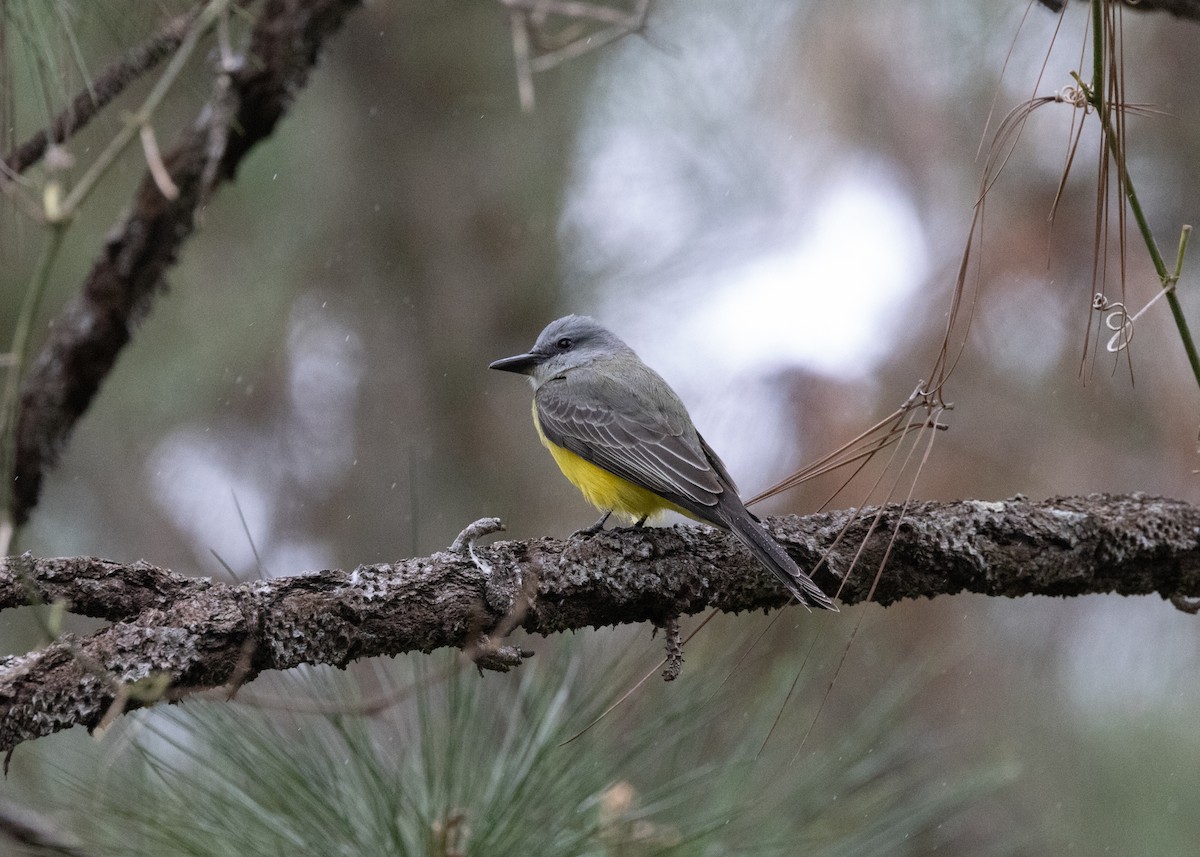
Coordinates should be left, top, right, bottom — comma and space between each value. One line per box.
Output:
1, 494, 1197, 754
11, 0, 363, 526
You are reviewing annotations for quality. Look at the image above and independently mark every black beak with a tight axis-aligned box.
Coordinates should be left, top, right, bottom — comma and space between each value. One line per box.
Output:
489, 352, 540, 374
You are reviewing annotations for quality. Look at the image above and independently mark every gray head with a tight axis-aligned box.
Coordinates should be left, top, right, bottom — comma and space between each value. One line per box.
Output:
489, 315, 635, 387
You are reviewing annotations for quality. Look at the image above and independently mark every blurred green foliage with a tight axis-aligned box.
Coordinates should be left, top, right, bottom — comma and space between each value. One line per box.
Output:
23, 635, 1014, 856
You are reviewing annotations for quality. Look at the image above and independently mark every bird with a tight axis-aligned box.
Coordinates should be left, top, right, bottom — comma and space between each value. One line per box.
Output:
489, 314, 836, 610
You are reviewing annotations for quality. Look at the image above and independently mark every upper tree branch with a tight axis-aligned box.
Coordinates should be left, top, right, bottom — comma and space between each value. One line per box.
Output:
1, 494, 1197, 754
1037, 0, 1200, 22
10, 0, 363, 526
1111, 0, 1200, 21
1, 5, 202, 176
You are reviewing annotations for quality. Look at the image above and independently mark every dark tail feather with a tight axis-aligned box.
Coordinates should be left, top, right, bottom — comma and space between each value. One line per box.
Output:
726, 511, 837, 611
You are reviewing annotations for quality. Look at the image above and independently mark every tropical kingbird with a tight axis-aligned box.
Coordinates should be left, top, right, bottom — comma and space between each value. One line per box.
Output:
489, 315, 835, 610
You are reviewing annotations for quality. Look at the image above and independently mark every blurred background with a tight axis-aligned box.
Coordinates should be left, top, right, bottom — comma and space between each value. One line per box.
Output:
3, 0, 1200, 853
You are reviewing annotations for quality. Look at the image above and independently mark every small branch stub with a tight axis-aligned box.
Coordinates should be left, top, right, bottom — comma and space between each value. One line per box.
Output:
450, 517, 506, 554
660, 617, 682, 681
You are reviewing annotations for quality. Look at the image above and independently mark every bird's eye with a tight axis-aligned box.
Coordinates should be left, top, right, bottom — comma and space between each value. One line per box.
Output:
556, 337, 572, 350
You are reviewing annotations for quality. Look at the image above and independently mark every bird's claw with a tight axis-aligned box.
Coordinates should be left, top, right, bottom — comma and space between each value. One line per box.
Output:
572, 510, 612, 538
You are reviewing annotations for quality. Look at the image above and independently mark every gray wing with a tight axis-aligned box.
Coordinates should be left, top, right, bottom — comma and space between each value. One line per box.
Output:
534, 365, 735, 521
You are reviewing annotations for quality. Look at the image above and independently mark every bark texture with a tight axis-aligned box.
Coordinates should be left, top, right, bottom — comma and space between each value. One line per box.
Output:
2, 493, 1198, 754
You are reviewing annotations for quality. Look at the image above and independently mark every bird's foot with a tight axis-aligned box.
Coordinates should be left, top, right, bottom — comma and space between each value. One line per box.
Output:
573, 510, 612, 538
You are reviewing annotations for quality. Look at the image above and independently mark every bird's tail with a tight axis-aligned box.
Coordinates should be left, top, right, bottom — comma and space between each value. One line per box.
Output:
726, 510, 837, 611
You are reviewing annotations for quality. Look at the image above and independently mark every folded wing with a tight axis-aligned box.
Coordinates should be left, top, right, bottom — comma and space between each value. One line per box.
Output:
534, 366, 731, 522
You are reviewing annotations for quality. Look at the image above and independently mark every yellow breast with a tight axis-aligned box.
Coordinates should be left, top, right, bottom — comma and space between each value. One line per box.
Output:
532, 400, 687, 523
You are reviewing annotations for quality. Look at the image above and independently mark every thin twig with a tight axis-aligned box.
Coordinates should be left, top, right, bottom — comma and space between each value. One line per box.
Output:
1, 4, 202, 175
0, 224, 66, 554
56, 0, 231, 220
1083, 0, 1200, 390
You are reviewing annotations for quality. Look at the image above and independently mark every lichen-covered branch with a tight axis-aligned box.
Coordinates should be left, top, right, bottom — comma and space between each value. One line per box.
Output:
2, 493, 1197, 754
11, 0, 363, 526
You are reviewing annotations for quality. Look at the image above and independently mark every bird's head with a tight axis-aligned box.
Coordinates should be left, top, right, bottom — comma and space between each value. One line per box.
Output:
489, 315, 632, 388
